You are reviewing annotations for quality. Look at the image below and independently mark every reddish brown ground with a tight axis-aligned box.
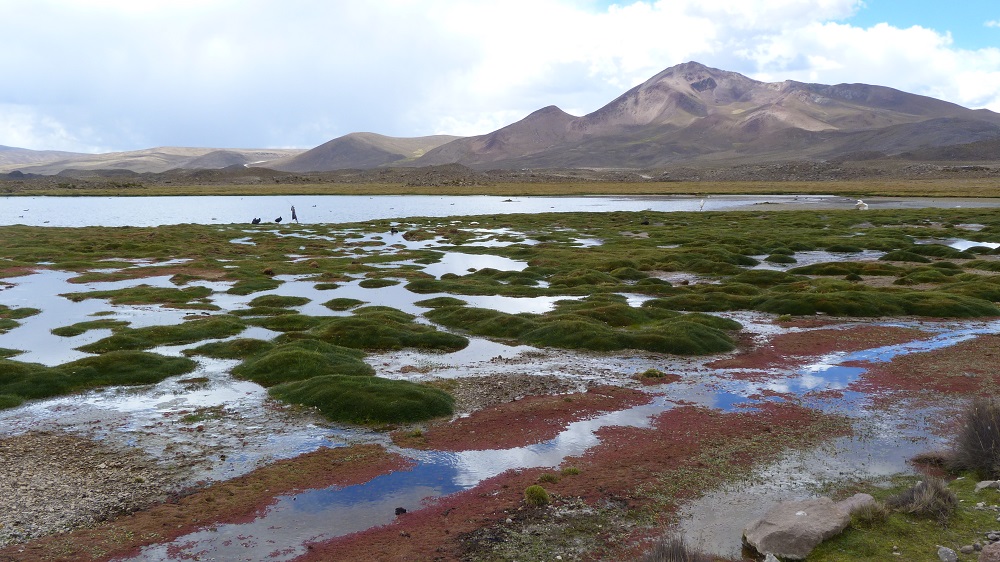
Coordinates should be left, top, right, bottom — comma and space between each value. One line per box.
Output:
709, 325, 930, 372
0, 444, 409, 562
302, 403, 847, 562
391, 385, 652, 451
849, 333, 1000, 396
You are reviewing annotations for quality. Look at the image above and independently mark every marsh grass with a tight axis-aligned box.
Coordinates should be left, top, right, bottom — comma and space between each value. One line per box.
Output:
313, 307, 468, 351
523, 485, 551, 507
268, 375, 454, 424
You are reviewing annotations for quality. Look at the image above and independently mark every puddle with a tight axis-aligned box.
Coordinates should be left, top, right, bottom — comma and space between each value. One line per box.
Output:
752, 249, 885, 270
420, 252, 528, 278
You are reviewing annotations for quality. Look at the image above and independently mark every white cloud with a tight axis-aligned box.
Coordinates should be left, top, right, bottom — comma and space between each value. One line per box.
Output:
1, 0, 999, 152
986, 20, 1000, 28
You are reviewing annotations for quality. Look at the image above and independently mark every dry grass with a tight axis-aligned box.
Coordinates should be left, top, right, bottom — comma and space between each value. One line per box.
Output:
950, 397, 1000, 478
639, 537, 724, 562
885, 478, 957, 523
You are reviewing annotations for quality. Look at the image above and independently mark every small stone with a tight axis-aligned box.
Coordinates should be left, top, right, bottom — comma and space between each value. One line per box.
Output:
977, 480, 999, 492
505, 518, 513, 524
960, 545, 975, 554
937, 545, 957, 562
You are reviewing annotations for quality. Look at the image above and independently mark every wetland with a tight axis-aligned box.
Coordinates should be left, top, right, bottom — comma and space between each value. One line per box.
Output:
3, 191, 1000, 560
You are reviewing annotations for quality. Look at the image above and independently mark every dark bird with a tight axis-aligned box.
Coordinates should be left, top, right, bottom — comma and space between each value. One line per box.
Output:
275, 216, 283, 223
251, 218, 261, 224
390, 227, 399, 234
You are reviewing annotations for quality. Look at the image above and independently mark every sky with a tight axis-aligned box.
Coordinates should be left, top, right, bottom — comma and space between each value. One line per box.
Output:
2, 0, 1000, 154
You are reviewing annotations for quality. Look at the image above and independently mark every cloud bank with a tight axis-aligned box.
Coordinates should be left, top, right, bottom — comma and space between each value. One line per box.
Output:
2, 0, 999, 152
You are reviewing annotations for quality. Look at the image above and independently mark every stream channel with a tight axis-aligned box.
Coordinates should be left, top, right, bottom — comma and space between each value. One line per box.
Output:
2, 194, 1000, 559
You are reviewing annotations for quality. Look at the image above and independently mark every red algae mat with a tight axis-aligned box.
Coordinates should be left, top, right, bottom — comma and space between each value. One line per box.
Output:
0, 444, 410, 562
709, 324, 930, 372
849, 332, 1000, 396
300, 403, 847, 562
391, 385, 652, 451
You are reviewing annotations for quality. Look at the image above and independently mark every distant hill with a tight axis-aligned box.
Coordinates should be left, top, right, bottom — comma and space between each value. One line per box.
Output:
414, 61, 1000, 169
1, 147, 304, 175
266, 133, 461, 172
0, 145, 85, 167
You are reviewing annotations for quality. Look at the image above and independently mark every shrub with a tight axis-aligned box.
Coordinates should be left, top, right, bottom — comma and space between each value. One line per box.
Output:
523, 484, 551, 506
886, 478, 957, 523
269, 375, 454, 424
950, 397, 1000, 478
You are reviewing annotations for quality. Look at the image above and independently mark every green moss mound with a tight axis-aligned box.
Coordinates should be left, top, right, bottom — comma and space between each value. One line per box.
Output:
314, 308, 468, 352
414, 297, 468, 308
185, 338, 274, 359
247, 313, 328, 332
322, 298, 366, 311
247, 295, 310, 308
78, 317, 246, 353
0, 394, 23, 409
0, 351, 197, 407
233, 341, 373, 387
358, 278, 400, 289
51, 319, 129, 337
753, 290, 1000, 317
269, 375, 454, 424
880, 250, 932, 263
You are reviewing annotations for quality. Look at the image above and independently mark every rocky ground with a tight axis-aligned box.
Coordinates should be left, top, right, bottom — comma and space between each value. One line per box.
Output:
0, 432, 182, 547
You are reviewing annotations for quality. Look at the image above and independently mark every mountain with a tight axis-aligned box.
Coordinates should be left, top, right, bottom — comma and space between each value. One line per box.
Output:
415, 61, 1000, 169
266, 133, 461, 172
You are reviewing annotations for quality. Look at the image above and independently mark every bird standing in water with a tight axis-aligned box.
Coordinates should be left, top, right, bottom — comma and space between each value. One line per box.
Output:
291, 205, 298, 223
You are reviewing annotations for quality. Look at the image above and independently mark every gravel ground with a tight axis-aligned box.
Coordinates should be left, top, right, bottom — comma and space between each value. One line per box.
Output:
0, 431, 182, 547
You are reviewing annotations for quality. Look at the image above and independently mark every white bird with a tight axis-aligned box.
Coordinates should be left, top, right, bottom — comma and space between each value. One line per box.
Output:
855, 199, 869, 211
698, 199, 706, 211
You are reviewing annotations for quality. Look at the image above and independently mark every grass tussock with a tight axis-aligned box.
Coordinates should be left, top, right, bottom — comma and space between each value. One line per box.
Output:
639, 537, 718, 562
949, 397, 1000, 478
523, 485, 551, 507
232, 339, 373, 387
885, 478, 957, 523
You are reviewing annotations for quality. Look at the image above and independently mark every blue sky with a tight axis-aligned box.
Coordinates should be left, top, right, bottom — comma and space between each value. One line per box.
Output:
1, 0, 999, 154
847, 1, 999, 50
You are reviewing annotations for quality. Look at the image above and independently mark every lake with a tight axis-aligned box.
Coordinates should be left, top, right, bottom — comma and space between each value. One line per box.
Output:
5, 193, 994, 227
